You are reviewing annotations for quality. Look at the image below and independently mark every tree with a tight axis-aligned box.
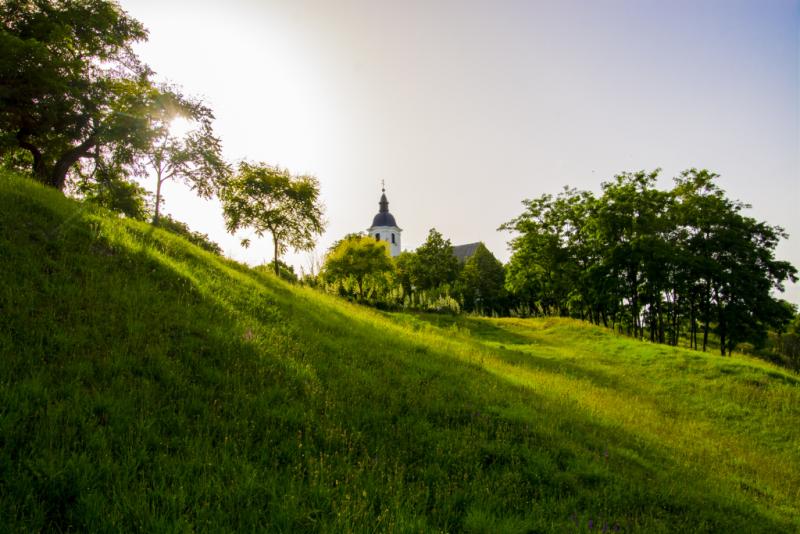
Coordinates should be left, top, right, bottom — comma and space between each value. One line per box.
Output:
221, 162, 325, 275
456, 243, 506, 314
77, 171, 152, 220
501, 188, 597, 317
394, 251, 419, 298
144, 90, 229, 223
411, 228, 460, 291
0, 0, 161, 190
322, 235, 394, 299
502, 168, 797, 354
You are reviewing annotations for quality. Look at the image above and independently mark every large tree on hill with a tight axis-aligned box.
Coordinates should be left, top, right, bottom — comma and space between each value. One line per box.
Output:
221, 162, 325, 276
0, 0, 164, 190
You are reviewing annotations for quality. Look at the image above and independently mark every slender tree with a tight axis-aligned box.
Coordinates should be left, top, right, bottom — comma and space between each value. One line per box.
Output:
221, 162, 325, 275
144, 91, 230, 223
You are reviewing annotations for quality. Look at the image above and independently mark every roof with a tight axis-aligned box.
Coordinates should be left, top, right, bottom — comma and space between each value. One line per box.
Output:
452, 242, 482, 263
371, 212, 397, 227
370, 190, 398, 228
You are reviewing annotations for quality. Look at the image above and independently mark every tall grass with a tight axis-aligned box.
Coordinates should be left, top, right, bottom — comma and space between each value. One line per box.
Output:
1, 173, 798, 532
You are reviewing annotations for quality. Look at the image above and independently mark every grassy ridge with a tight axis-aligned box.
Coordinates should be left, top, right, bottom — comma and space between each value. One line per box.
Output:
1, 173, 799, 532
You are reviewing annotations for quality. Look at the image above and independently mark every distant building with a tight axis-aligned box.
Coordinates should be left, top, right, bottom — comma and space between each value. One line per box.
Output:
452, 242, 482, 263
367, 186, 402, 257
366, 188, 488, 262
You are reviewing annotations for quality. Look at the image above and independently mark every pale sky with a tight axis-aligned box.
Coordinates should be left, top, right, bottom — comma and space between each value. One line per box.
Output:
122, 0, 800, 304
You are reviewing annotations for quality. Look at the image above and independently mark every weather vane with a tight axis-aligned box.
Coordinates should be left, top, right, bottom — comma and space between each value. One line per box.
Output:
381, 179, 385, 192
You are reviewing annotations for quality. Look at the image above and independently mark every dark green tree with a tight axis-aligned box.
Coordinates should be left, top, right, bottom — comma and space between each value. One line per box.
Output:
456, 243, 506, 314
0, 0, 161, 190
411, 228, 460, 291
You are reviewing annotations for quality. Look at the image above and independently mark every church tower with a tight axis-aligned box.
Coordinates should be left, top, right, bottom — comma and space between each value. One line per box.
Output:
367, 185, 402, 257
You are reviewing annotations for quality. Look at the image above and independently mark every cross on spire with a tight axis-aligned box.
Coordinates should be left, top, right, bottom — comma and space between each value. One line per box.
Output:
381, 179, 385, 193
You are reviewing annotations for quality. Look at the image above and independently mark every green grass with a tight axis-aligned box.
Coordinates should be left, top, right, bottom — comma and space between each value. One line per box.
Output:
1, 172, 799, 532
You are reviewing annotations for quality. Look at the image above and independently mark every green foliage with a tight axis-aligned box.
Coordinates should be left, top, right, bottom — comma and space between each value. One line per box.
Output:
393, 250, 417, 297
154, 214, 223, 255
502, 169, 798, 356
322, 234, 394, 299
221, 162, 325, 275
143, 89, 230, 223
410, 228, 460, 291
2, 172, 800, 531
254, 259, 298, 283
456, 243, 507, 315
0, 0, 157, 190
77, 172, 152, 221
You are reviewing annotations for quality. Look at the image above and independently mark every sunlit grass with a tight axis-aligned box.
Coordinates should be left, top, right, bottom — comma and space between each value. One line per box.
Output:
1, 173, 799, 532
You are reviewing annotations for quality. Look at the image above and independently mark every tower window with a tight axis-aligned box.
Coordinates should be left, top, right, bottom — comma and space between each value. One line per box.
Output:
375, 233, 380, 241
391, 233, 395, 244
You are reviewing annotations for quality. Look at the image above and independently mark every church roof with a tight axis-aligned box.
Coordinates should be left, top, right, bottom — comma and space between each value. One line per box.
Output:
452, 242, 482, 262
370, 189, 398, 228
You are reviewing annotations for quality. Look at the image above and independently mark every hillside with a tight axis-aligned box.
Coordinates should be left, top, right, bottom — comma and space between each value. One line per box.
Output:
1, 173, 799, 532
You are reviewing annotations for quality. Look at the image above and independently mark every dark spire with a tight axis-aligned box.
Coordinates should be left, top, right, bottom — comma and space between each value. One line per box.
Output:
379, 185, 389, 213
371, 181, 397, 227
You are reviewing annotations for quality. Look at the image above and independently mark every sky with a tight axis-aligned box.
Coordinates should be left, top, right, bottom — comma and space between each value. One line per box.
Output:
122, 0, 800, 303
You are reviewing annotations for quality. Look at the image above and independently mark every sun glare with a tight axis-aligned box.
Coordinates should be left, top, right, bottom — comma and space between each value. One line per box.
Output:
169, 116, 195, 138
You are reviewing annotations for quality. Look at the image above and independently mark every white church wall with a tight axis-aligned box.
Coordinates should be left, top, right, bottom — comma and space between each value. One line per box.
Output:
368, 225, 402, 257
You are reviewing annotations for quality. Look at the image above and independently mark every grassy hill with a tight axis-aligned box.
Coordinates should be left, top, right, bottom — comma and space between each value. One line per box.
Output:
1, 173, 799, 532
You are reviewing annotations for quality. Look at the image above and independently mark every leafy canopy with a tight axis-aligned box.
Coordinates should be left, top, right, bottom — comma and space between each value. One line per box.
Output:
221, 162, 325, 275
412, 228, 460, 291
322, 234, 395, 299
456, 243, 506, 314
0, 0, 160, 190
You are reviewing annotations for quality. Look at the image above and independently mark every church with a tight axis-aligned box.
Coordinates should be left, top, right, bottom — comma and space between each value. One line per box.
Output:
367, 186, 483, 261
367, 186, 402, 256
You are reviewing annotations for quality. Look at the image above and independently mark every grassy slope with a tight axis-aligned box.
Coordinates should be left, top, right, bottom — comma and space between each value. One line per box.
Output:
1, 173, 798, 532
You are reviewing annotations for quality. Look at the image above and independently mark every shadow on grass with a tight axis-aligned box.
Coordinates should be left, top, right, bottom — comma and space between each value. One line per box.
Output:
1, 181, 795, 532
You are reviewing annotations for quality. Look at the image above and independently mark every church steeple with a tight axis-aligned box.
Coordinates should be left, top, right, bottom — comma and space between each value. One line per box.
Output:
379, 183, 389, 213
368, 181, 402, 257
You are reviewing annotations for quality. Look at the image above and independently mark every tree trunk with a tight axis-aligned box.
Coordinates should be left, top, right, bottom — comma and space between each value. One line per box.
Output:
153, 171, 164, 224
49, 135, 98, 190
273, 237, 280, 276
16, 132, 47, 182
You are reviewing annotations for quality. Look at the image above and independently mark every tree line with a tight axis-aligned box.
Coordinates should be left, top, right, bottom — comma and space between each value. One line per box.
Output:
501, 169, 797, 356
318, 229, 508, 316
315, 168, 798, 363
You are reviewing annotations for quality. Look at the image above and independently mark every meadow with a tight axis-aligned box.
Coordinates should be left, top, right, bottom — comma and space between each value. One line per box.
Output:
1, 173, 799, 532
